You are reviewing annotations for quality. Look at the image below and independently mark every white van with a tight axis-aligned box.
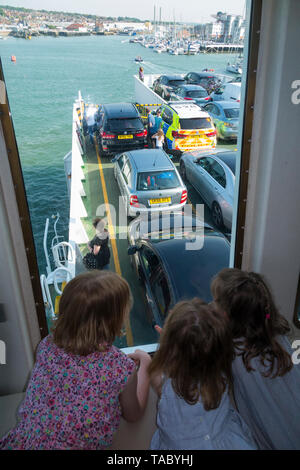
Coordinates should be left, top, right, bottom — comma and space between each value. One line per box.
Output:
211, 83, 241, 102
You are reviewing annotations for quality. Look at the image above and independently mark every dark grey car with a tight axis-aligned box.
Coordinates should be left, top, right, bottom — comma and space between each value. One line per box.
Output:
113, 149, 187, 217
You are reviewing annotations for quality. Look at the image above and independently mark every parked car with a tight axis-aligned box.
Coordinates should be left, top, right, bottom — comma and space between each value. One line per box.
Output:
183, 72, 224, 93
169, 84, 212, 106
127, 212, 230, 326
202, 101, 240, 141
112, 149, 187, 218
210, 82, 241, 102
157, 102, 216, 154
97, 102, 147, 156
180, 149, 237, 231
152, 74, 186, 100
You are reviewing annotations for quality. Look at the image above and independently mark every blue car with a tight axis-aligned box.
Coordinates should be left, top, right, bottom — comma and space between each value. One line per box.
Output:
202, 101, 240, 141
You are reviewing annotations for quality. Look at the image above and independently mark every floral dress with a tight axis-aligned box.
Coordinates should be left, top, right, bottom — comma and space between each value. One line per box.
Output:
0, 335, 136, 450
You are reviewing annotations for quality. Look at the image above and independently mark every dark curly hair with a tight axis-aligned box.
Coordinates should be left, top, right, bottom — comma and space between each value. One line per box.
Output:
148, 299, 234, 411
211, 268, 293, 378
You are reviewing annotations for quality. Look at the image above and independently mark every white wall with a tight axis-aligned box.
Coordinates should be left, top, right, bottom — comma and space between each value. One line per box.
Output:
241, 0, 300, 333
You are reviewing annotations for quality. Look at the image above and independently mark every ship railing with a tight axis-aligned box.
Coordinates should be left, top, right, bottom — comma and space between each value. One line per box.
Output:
40, 274, 55, 319
52, 241, 75, 270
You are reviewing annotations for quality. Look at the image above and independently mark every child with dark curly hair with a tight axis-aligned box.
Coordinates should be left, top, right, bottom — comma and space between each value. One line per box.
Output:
148, 299, 256, 450
211, 268, 300, 449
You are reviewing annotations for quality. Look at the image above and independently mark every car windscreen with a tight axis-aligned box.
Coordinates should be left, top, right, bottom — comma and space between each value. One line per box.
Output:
107, 118, 143, 131
137, 170, 180, 191
168, 79, 186, 87
224, 108, 240, 119
179, 117, 212, 129
186, 90, 208, 98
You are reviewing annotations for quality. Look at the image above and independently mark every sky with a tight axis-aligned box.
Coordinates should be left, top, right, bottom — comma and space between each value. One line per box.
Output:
0, 0, 246, 24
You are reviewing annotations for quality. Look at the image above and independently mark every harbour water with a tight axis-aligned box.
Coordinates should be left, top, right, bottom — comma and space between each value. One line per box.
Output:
1, 34, 237, 275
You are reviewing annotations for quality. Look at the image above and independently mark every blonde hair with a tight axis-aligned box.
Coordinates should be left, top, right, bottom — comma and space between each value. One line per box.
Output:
53, 271, 132, 355
148, 299, 233, 410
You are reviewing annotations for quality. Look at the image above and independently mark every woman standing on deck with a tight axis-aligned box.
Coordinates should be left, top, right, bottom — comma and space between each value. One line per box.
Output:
87, 217, 110, 270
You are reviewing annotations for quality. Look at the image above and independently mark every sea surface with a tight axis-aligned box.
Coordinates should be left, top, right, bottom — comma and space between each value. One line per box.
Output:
0, 34, 237, 275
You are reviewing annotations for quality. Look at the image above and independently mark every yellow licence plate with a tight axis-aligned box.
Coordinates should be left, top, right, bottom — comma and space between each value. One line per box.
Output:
150, 197, 171, 205
118, 135, 133, 139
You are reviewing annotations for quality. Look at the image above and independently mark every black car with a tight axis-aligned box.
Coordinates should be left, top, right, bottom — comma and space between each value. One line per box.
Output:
153, 74, 186, 101
127, 212, 230, 327
97, 103, 147, 156
184, 72, 223, 93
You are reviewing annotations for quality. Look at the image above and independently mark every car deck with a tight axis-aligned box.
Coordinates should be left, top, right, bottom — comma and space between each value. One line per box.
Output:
80, 107, 236, 348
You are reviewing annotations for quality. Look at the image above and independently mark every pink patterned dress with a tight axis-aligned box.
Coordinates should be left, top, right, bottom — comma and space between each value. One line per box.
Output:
0, 335, 136, 450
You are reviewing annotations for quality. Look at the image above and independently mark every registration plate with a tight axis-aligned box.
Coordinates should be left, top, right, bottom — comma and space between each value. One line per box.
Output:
150, 197, 171, 205
118, 134, 133, 139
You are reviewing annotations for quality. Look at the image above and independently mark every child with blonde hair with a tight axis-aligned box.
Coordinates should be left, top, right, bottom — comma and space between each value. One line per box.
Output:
151, 128, 165, 149
211, 268, 300, 449
149, 299, 257, 450
0, 271, 151, 450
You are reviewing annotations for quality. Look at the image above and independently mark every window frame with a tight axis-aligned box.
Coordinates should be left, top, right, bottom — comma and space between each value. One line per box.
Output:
0, 0, 267, 340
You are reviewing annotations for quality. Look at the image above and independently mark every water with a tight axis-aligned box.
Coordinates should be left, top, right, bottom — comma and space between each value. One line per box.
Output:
0, 35, 236, 274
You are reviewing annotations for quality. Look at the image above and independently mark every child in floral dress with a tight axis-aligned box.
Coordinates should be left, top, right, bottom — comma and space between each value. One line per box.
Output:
0, 271, 151, 450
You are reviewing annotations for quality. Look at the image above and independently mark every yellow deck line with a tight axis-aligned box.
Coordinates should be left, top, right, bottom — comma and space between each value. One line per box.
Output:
95, 142, 134, 347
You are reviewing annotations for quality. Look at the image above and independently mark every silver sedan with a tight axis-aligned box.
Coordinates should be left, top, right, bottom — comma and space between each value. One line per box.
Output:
180, 149, 236, 231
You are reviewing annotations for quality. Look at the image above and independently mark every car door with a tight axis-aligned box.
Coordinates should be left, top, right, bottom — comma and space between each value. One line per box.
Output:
119, 157, 133, 210
193, 156, 216, 203
209, 104, 222, 133
138, 244, 162, 323
197, 157, 226, 208
115, 153, 126, 186
161, 107, 174, 148
150, 267, 172, 326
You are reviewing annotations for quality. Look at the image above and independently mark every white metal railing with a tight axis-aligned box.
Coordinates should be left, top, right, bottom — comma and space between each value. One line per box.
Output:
52, 241, 75, 269
52, 267, 73, 295
40, 274, 55, 319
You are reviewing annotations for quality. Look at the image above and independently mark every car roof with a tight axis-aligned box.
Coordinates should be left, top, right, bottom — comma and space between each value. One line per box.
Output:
224, 82, 241, 88
103, 102, 138, 118
168, 102, 209, 118
187, 148, 237, 174
148, 233, 230, 303
178, 84, 206, 91
186, 72, 220, 78
126, 149, 174, 172
161, 74, 185, 80
209, 101, 240, 109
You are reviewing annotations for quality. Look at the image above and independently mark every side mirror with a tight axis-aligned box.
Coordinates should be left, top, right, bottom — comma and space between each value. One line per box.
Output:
111, 156, 118, 163
193, 159, 200, 164
128, 246, 138, 255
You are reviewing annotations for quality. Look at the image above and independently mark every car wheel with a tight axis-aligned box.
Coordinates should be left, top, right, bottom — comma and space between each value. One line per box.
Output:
212, 202, 224, 229
180, 161, 187, 180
